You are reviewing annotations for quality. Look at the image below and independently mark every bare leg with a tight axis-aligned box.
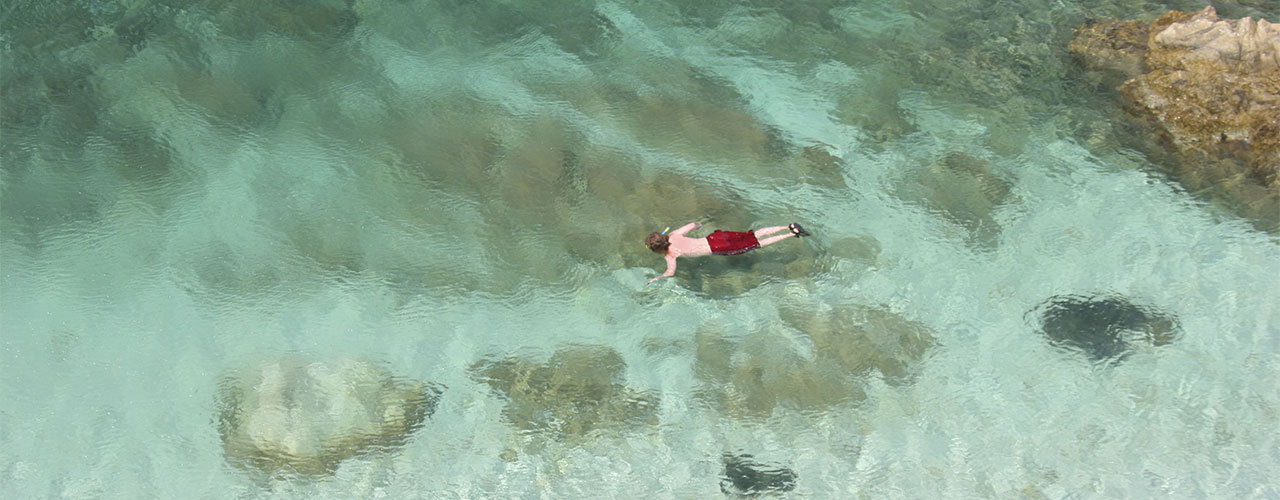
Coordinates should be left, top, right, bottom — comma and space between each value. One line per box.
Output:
754, 225, 790, 237
757, 232, 796, 247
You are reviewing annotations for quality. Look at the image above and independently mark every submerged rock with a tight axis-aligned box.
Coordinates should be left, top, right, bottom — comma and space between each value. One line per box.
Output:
780, 303, 936, 384
720, 453, 798, 497
894, 151, 1016, 251
382, 100, 793, 297
673, 244, 827, 300
207, 0, 359, 41
216, 358, 440, 476
1031, 294, 1181, 362
695, 303, 935, 418
469, 345, 659, 439
695, 325, 866, 418
1068, 19, 1151, 78
1070, 7, 1279, 230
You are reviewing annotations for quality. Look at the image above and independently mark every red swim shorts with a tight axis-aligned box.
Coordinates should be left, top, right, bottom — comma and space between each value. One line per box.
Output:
706, 230, 760, 255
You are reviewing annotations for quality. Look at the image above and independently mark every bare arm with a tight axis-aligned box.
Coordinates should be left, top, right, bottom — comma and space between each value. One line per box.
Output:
670, 222, 699, 237
647, 254, 679, 284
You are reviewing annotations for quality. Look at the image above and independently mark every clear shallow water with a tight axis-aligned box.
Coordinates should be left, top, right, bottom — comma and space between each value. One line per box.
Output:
2, 0, 1278, 498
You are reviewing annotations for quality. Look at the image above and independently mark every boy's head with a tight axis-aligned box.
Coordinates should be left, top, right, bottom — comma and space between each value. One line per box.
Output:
645, 231, 670, 253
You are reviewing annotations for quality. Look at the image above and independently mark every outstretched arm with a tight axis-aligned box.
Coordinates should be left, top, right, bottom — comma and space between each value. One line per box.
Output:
647, 254, 679, 284
670, 222, 699, 237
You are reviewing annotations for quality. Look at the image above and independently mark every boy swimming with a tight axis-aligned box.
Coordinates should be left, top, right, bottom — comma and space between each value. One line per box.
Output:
645, 222, 809, 284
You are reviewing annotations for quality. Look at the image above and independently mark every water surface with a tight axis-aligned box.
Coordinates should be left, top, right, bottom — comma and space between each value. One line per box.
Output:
2, 0, 1278, 498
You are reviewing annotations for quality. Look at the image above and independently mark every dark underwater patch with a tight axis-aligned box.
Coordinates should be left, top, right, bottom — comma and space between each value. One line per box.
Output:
720, 453, 798, 497
1031, 294, 1181, 362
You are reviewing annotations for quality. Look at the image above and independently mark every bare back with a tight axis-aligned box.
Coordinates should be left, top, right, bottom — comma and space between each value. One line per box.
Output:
646, 222, 708, 284
665, 232, 712, 258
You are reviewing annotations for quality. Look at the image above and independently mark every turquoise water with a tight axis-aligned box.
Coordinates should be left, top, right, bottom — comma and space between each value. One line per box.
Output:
3, 0, 1279, 498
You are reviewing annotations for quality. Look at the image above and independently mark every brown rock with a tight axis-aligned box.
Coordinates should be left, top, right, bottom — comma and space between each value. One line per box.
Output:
1123, 7, 1280, 185
1072, 7, 1279, 229
1068, 19, 1150, 76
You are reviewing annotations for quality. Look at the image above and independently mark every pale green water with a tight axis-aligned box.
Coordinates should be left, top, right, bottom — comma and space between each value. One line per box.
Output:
2, 0, 1279, 498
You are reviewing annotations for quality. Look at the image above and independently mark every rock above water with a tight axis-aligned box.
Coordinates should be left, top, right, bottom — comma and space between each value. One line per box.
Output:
1125, 7, 1279, 180
216, 358, 440, 476
1070, 7, 1279, 228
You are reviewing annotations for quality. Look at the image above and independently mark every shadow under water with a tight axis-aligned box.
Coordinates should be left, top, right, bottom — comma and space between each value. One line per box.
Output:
1030, 293, 1182, 363
720, 452, 798, 497
673, 240, 832, 300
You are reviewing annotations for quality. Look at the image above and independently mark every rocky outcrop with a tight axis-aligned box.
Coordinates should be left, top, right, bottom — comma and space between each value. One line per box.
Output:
1070, 7, 1279, 229
217, 358, 440, 476
1126, 8, 1279, 183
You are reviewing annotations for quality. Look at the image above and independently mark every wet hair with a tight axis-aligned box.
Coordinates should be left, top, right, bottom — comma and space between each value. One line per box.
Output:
645, 231, 670, 253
